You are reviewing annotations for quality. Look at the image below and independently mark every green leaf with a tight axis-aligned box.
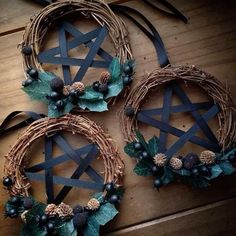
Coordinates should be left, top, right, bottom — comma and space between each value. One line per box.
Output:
22, 71, 54, 102
206, 164, 223, 180
57, 220, 76, 236
134, 159, 152, 176
219, 148, 236, 161
108, 57, 121, 82
25, 202, 47, 223
105, 79, 123, 99
93, 192, 104, 203
78, 99, 108, 112
135, 130, 149, 151
172, 168, 191, 176
219, 161, 236, 175
124, 141, 140, 158
79, 86, 104, 101
84, 216, 100, 236
148, 136, 159, 157
161, 167, 175, 185
48, 100, 75, 118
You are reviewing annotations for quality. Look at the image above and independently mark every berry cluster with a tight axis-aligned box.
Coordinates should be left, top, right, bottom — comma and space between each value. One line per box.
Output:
22, 68, 39, 87
35, 214, 57, 235
122, 64, 134, 85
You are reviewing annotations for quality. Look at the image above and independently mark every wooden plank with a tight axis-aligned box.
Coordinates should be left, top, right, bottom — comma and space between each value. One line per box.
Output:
107, 197, 236, 236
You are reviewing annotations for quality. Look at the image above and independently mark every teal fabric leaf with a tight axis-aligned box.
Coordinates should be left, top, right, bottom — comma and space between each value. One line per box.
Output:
135, 130, 149, 151
206, 164, 223, 180
161, 167, 175, 185
108, 57, 121, 82
57, 220, 76, 236
48, 100, 75, 118
172, 168, 191, 176
22, 71, 54, 102
84, 216, 100, 236
219, 148, 236, 161
78, 99, 108, 112
134, 159, 152, 176
93, 192, 104, 203
124, 141, 140, 158
219, 162, 236, 175
79, 86, 104, 101
148, 136, 159, 157
105, 79, 123, 99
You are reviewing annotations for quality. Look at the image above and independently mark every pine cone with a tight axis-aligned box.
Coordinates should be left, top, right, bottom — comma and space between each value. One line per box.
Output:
63, 85, 70, 96
71, 82, 85, 92
100, 71, 110, 84
57, 202, 73, 219
87, 198, 100, 211
199, 150, 216, 164
45, 204, 58, 217
153, 153, 167, 167
169, 157, 183, 170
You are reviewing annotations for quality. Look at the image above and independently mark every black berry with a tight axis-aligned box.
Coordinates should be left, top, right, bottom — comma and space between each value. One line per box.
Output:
125, 106, 135, 117
109, 194, 119, 204
183, 153, 199, 170
22, 78, 33, 87
141, 151, 149, 159
39, 214, 48, 225
46, 222, 55, 233
123, 75, 133, 85
73, 205, 84, 214
228, 153, 236, 162
105, 182, 114, 192
154, 179, 163, 188
98, 83, 108, 94
23, 197, 34, 210
9, 196, 21, 206
123, 65, 133, 75
191, 168, 200, 177
73, 212, 88, 229
55, 100, 64, 110
28, 68, 38, 79
92, 81, 101, 91
8, 208, 18, 218
50, 77, 64, 92
133, 142, 142, 150
152, 165, 159, 174
200, 166, 211, 177
3, 177, 13, 187
22, 46, 32, 55
50, 91, 62, 101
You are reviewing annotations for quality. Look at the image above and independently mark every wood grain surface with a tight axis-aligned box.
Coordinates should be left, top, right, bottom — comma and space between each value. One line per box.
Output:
0, 0, 236, 235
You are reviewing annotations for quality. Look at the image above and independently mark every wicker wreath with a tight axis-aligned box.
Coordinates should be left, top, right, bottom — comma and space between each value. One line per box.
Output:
20, 0, 134, 117
3, 114, 124, 235
120, 65, 236, 189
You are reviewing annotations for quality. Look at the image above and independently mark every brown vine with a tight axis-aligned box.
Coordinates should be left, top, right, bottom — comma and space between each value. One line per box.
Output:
4, 114, 124, 196
120, 65, 236, 150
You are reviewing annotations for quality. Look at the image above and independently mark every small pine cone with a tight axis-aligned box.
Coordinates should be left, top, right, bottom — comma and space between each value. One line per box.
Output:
153, 153, 167, 167
100, 71, 110, 84
57, 202, 73, 219
63, 85, 70, 96
199, 150, 216, 164
87, 198, 100, 211
21, 210, 29, 223
71, 82, 85, 92
45, 204, 58, 217
169, 157, 183, 170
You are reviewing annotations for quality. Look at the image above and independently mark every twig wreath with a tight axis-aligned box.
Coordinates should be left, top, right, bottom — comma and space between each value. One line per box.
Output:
121, 65, 236, 188
3, 114, 124, 236
20, 0, 134, 117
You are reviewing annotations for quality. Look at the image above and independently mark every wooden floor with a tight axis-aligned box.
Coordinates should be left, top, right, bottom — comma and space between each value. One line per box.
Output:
0, 0, 236, 235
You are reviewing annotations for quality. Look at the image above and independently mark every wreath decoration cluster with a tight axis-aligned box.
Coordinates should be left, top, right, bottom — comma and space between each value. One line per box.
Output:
121, 65, 236, 188
3, 114, 124, 236
20, 0, 134, 117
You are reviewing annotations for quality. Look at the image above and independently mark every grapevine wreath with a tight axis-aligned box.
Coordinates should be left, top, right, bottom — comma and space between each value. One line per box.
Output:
20, 0, 134, 117
3, 114, 124, 236
121, 65, 236, 189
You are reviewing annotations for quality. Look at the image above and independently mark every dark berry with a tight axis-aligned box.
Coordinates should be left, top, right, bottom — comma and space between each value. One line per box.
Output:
183, 153, 199, 170
154, 179, 163, 188
200, 166, 211, 177
46, 222, 55, 233
123, 65, 133, 75
73, 212, 88, 229
9, 196, 21, 206
98, 83, 108, 94
3, 177, 13, 187
55, 100, 64, 110
92, 81, 101, 91
133, 142, 142, 150
28, 68, 38, 79
73, 205, 84, 214
228, 153, 236, 162
123, 75, 133, 85
141, 151, 149, 159
23, 197, 34, 210
22, 78, 33, 87
8, 208, 18, 218
50, 91, 62, 101
109, 194, 119, 204
39, 214, 48, 225
125, 106, 135, 117
35, 215, 40, 224
50, 77, 64, 92
105, 182, 114, 192
22, 46, 32, 55
152, 165, 159, 174
191, 168, 200, 177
